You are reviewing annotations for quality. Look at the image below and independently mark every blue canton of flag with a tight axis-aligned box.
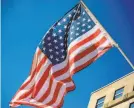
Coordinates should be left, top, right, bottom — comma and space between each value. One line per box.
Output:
39, 4, 95, 65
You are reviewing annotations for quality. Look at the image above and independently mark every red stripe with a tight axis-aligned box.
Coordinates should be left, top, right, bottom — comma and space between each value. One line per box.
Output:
45, 82, 63, 106
32, 64, 52, 98
17, 85, 34, 100
38, 76, 54, 102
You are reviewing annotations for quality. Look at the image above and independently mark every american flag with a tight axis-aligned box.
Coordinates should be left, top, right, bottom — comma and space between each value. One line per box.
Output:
10, 3, 113, 108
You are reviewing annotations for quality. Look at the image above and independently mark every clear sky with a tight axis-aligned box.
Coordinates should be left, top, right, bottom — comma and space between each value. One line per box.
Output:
2, 0, 134, 108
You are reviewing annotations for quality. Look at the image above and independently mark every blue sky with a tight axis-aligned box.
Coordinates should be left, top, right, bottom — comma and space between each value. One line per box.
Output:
2, 0, 134, 108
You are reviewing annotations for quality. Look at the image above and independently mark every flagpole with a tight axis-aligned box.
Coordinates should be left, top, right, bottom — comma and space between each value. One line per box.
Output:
80, 0, 134, 70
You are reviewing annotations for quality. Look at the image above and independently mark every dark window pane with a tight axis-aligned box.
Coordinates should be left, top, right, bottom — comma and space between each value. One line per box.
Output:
114, 87, 124, 100
115, 88, 124, 94
96, 103, 103, 108
114, 94, 122, 99
130, 103, 134, 108
97, 97, 105, 104
96, 97, 105, 108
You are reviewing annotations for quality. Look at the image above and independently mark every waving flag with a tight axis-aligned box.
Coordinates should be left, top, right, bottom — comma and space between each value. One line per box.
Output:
10, 3, 113, 108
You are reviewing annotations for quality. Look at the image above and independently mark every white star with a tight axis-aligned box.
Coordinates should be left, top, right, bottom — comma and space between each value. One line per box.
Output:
55, 58, 59, 62
43, 47, 45, 51
42, 41, 45, 44
64, 25, 67, 29
70, 32, 74, 35
88, 19, 91, 22
82, 23, 86, 27
60, 43, 64, 46
77, 22, 80, 25
50, 55, 53, 59
58, 22, 61, 26
58, 29, 62, 33
61, 55, 65, 59
70, 37, 73, 40
71, 26, 74, 29
76, 27, 79, 30
59, 36, 63, 40
61, 49, 64, 52
48, 43, 52, 46
63, 18, 66, 22
83, 18, 86, 21
55, 46, 59, 49
73, 10, 76, 12
49, 49, 53, 52
47, 37, 51, 40
83, 12, 85, 15
53, 39, 58, 43
68, 14, 72, 18
82, 29, 85, 32
88, 25, 91, 29
52, 33, 57, 37
56, 51, 59, 55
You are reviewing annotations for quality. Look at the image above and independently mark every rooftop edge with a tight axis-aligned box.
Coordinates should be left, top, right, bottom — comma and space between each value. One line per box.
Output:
91, 71, 134, 94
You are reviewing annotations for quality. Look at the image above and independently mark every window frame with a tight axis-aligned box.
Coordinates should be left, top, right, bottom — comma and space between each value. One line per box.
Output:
129, 102, 134, 108
96, 96, 105, 108
113, 87, 124, 100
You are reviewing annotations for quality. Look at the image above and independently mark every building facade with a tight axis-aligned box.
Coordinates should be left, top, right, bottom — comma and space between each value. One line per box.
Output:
88, 72, 134, 108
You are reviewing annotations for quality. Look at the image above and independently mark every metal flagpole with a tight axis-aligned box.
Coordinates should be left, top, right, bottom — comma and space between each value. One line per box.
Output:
80, 0, 134, 70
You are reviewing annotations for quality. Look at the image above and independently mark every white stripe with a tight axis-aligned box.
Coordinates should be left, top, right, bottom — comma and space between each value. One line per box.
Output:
34, 59, 51, 84
42, 80, 57, 104
55, 70, 70, 81
35, 76, 50, 100
51, 85, 66, 107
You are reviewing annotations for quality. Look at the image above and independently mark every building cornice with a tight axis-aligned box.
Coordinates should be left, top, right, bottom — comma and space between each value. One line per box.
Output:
91, 71, 134, 94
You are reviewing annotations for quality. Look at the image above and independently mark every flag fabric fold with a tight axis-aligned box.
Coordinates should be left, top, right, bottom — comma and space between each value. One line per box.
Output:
10, 3, 113, 108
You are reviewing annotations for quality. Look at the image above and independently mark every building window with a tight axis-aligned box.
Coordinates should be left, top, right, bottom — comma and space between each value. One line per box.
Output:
114, 87, 124, 100
130, 102, 134, 108
96, 97, 105, 108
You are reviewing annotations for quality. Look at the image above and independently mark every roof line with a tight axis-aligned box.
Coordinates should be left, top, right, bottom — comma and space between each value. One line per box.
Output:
91, 71, 134, 94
